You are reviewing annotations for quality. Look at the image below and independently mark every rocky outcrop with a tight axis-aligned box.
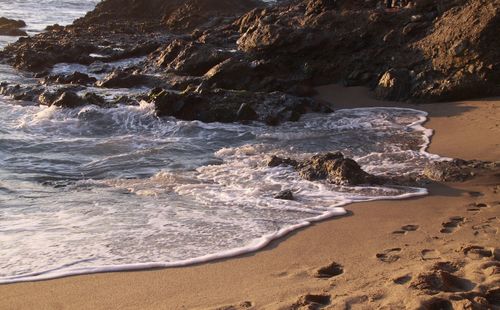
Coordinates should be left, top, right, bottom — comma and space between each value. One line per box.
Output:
151, 88, 331, 125
411, 0, 500, 101
1, 0, 499, 128
0, 17, 27, 36
268, 152, 381, 186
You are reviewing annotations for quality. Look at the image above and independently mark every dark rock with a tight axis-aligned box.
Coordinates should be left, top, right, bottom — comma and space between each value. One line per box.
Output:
43, 72, 97, 85
84, 92, 108, 107
268, 155, 299, 168
0, 17, 27, 36
52, 91, 86, 108
158, 41, 232, 76
162, 0, 263, 32
236, 103, 258, 121
375, 69, 411, 101
97, 70, 158, 88
152, 88, 330, 124
274, 190, 294, 200
38, 90, 61, 106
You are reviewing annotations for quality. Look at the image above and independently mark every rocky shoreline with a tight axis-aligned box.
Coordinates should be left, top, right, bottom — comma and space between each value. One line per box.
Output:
0, 0, 499, 123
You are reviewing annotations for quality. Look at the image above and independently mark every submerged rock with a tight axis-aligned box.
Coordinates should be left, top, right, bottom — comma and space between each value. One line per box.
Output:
52, 91, 86, 108
274, 190, 295, 200
0, 17, 27, 36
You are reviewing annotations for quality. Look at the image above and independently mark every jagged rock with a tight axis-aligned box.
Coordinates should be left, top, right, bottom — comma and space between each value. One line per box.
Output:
423, 159, 497, 182
375, 69, 411, 101
0, 17, 27, 36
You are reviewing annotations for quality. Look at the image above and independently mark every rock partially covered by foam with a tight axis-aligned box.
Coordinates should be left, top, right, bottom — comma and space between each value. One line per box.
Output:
268, 152, 380, 186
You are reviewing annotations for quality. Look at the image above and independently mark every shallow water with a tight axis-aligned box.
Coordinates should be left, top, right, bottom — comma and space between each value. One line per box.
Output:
0, 0, 441, 283
0, 0, 99, 48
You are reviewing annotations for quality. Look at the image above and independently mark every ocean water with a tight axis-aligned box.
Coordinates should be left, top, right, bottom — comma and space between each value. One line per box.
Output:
0, 1, 441, 283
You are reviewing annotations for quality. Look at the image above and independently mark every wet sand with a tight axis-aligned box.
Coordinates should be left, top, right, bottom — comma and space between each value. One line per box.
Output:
1, 84, 499, 309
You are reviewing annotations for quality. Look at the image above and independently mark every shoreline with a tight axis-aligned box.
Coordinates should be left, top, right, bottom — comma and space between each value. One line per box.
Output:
1, 85, 498, 309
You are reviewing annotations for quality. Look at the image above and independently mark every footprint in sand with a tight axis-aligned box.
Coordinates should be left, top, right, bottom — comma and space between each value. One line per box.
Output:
392, 224, 419, 235
393, 274, 412, 285
463, 245, 493, 260
376, 248, 402, 263
410, 270, 475, 294
216, 301, 253, 310
292, 294, 331, 309
440, 216, 465, 233
472, 221, 498, 236
315, 262, 344, 278
467, 202, 490, 212
421, 249, 441, 261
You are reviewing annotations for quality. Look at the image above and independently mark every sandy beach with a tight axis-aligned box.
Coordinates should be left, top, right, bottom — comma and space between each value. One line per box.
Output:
1, 85, 498, 310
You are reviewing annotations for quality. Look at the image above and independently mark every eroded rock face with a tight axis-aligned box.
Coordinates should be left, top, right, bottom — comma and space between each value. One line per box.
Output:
267, 152, 380, 186
0, 17, 27, 36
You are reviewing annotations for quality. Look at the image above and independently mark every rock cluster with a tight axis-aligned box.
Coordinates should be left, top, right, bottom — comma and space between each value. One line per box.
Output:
0, 0, 499, 122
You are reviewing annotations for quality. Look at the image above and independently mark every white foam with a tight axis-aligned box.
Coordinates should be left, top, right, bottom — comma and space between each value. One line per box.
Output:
0, 102, 443, 284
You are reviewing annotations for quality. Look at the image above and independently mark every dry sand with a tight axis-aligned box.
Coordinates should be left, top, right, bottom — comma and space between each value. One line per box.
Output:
1, 85, 499, 310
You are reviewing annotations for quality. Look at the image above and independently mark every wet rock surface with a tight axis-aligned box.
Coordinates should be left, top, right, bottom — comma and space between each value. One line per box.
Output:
268, 152, 381, 186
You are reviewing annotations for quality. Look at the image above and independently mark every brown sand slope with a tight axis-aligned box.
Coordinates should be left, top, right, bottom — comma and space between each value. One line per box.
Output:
1, 85, 499, 310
